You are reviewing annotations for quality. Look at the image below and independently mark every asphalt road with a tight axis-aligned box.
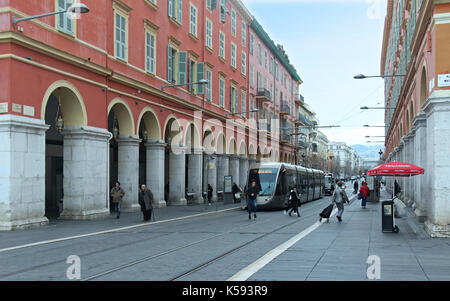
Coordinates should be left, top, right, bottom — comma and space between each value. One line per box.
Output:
0, 186, 355, 281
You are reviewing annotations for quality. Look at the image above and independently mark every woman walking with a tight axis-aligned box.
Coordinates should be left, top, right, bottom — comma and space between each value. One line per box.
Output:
331, 181, 349, 222
287, 186, 301, 217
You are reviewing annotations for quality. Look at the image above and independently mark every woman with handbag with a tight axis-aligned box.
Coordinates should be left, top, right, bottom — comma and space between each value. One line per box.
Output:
332, 181, 349, 222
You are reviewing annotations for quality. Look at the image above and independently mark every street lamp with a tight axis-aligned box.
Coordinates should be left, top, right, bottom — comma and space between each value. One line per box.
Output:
161, 79, 208, 91
363, 125, 389, 128
366, 141, 385, 143
354, 74, 406, 79
12, 3, 90, 27
365, 136, 385, 138
225, 109, 258, 117
360, 106, 395, 110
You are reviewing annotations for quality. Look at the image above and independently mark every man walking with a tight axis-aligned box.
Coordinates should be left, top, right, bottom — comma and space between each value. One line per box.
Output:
359, 181, 370, 209
331, 181, 349, 222
207, 184, 213, 205
353, 180, 359, 194
139, 184, 153, 222
246, 181, 259, 220
110, 181, 125, 219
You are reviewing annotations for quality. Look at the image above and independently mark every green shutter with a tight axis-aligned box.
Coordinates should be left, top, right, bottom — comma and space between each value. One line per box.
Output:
211, 0, 218, 10
167, 45, 173, 83
57, 0, 66, 29
178, 0, 183, 23
168, 0, 173, 17
178, 51, 187, 85
197, 62, 204, 94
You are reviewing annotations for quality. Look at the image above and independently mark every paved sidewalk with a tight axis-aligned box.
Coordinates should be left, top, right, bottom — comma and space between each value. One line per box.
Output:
249, 189, 450, 281
0, 201, 242, 250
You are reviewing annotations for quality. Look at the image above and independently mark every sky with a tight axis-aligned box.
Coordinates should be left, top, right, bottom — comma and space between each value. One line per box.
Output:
241, 0, 388, 148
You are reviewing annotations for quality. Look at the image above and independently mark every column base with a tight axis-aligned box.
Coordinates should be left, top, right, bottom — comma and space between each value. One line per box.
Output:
167, 198, 187, 206
192, 196, 204, 205
121, 203, 141, 213
153, 200, 167, 208
0, 217, 49, 231
59, 208, 110, 220
414, 208, 427, 222
424, 220, 450, 238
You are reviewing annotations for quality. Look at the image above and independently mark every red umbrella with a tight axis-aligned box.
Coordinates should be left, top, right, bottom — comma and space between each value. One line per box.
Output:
367, 162, 424, 177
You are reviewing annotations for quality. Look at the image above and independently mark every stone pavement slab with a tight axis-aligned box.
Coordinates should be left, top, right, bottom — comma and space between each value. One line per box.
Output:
249, 188, 450, 281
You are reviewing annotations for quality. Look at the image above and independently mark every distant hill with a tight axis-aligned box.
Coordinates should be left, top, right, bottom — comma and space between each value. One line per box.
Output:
351, 144, 385, 161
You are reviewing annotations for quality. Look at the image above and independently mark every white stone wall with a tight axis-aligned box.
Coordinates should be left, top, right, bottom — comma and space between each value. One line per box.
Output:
0, 115, 49, 230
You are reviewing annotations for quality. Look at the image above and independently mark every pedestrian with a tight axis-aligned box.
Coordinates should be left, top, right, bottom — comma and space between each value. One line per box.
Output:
139, 184, 153, 222
207, 184, 213, 205
394, 180, 401, 198
110, 181, 125, 219
232, 182, 242, 203
246, 181, 259, 220
331, 181, 349, 222
353, 180, 359, 194
359, 181, 370, 209
287, 186, 301, 217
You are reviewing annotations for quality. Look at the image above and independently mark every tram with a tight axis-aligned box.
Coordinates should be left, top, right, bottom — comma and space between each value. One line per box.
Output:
246, 162, 325, 210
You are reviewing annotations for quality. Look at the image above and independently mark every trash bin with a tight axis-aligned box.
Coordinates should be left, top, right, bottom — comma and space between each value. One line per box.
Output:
381, 200, 399, 233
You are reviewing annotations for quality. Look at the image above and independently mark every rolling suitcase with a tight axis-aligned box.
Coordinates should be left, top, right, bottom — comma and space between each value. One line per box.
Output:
319, 204, 334, 223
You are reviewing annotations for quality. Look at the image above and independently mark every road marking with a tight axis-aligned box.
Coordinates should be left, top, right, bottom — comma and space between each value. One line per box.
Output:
0, 207, 241, 254
228, 194, 357, 281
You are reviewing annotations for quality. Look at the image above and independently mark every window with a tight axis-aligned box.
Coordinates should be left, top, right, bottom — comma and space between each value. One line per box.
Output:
205, 68, 212, 101
241, 90, 246, 117
197, 62, 205, 94
206, 0, 217, 10
249, 64, 254, 87
206, 18, 212, 49
178, 51, 187, 85
167, 45, 176, 83
264, 51, 268, 69
241, 51, 246, 76
219, 32, 225, 59
167, 46, 185, 85
190, 4, 197, 36
269, 57, 273, 74
168, 0, 183, 24
249, 34, 253, 55
258, 44, 262, 64
250, 96, 254, 119
231, 42, 236, 68
115, 12, 127, 61
230, 85, 238, 113
145, 32, 156, 74
189, 58, 196, 93
219, 77, 225, 107
220, 0, 226, 23
57, 0, 74, 34
231, 9, 236, 36
241, 22, 246, 45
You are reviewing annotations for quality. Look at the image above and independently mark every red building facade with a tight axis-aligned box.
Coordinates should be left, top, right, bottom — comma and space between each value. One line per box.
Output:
0, 0, 302, 230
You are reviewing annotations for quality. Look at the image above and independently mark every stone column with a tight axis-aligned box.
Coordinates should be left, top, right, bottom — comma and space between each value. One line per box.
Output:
216, 154, 229, 194
60, 126, 110, 220
117, 135, 141, 212
398, 140, 405, 200
187, 148, 203, 204
229, 155, 240, 187
403, 134, 413, 206
239, 156, 249, 189
204, 153, 217, 202
168, 145, 187, 206
0, 115, 49, 230
249, 158, 257, 169
423, 96, 450, 237
145, 139, 167, 208
412, 112, 427, 222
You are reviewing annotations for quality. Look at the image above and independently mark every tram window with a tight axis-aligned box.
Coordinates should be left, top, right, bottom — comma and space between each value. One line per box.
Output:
248, 168, 278, 196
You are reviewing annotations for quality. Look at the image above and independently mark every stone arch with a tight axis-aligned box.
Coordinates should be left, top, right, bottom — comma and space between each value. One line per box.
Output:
239, 140, 247, 156
248, 143, 256, 159
41, 80, 87, 126
216, 132, 226, 154
136, 106, 162, 139
163, 115, 183, 145
203, 127, 216, 153
108, 98, 135, 136
184, 122, 202, 149
228, 137, 237, 155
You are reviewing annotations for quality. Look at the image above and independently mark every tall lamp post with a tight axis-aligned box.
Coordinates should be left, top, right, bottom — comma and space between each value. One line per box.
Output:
12, 3, 90, 27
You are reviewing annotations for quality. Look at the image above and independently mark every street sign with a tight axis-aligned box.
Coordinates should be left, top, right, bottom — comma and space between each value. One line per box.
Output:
437, 74, 450, 87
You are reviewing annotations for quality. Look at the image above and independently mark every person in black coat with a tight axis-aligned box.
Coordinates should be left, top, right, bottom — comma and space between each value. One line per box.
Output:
245, 181, 259, 220
353, 180, 359, 194
232, 182, 242, 203
207, 184, 213, 205
139, 184, 153, 222
287, 187, 301, 217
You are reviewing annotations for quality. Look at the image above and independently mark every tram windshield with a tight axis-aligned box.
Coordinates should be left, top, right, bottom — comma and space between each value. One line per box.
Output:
248, 168, 278, 196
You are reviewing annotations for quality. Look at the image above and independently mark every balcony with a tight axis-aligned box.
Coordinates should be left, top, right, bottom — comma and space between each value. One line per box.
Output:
295, 113, 312, 126
295, 94, 304, 105
257, 119, 271, 132
279, 102, 290, 115
255, 88, 272, 102
295, 140, 308, 149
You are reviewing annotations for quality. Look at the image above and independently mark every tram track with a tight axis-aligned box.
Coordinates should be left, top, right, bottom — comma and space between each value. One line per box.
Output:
83, 199, 330, 281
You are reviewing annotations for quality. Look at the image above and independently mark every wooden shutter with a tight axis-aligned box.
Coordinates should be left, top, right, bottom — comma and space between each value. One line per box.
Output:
167, 45, 173, 83
178, 51, 187, 85
196, 62, 204, 94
